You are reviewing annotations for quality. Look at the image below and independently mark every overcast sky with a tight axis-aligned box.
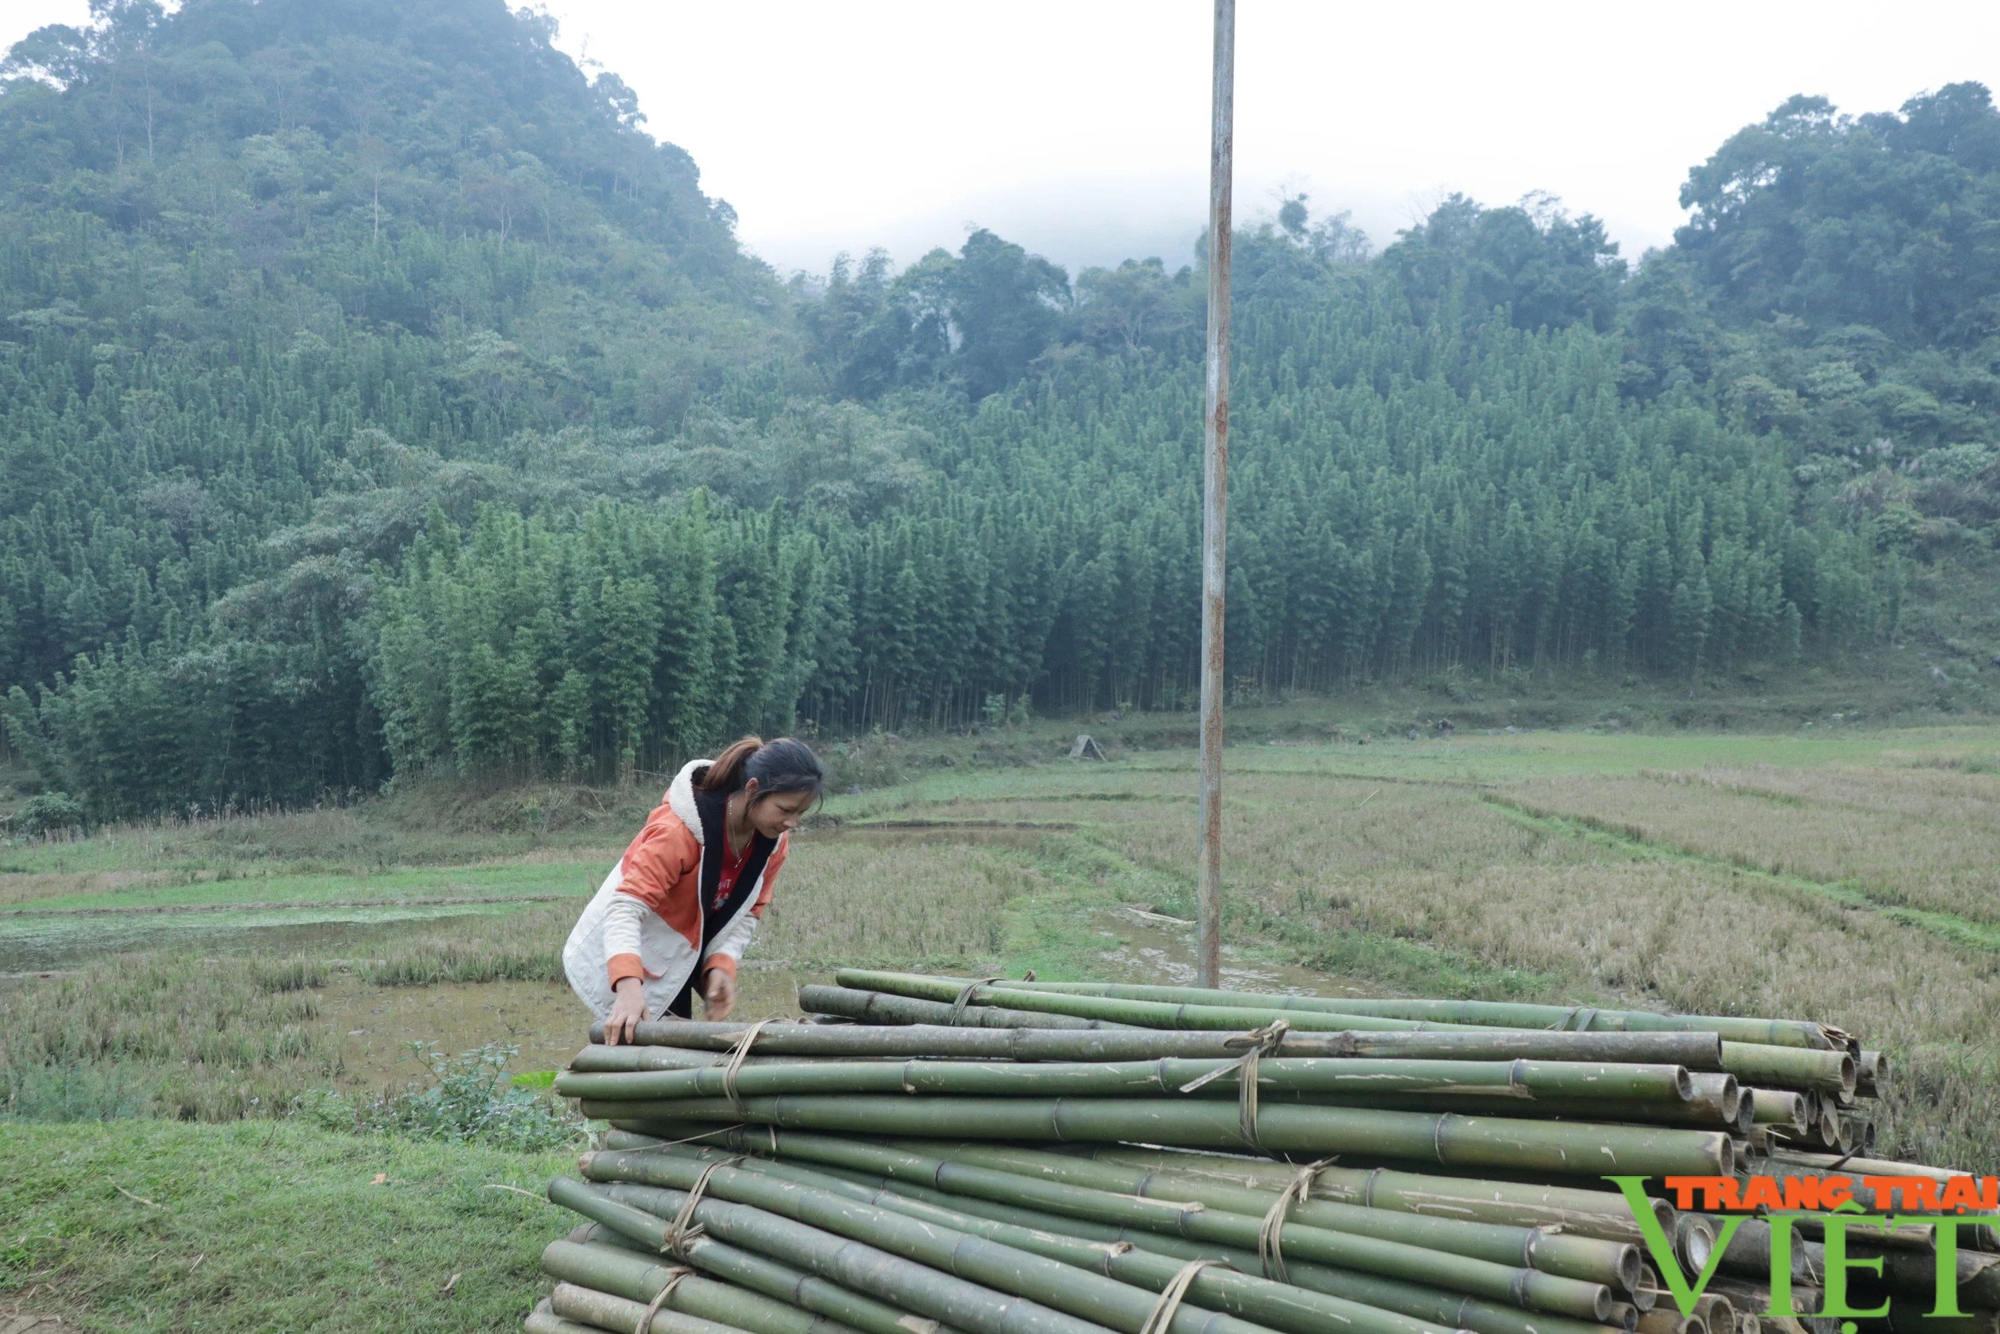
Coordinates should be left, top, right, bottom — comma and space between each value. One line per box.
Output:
7, 1, 1999, 279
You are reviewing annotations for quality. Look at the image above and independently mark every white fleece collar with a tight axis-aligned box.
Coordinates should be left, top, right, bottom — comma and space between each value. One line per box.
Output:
666, 758, 707, 844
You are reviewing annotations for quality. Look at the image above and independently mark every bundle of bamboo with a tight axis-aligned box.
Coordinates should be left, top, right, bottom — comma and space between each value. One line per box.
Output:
526, 971, 1989, 1334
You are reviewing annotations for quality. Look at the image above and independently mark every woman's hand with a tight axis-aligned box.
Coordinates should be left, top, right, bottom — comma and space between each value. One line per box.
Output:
604, 976, 649, 1045
702, 967, 737, 1021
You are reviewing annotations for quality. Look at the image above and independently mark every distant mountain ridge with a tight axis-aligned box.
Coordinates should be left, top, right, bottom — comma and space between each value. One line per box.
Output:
0, 0, 1983, 822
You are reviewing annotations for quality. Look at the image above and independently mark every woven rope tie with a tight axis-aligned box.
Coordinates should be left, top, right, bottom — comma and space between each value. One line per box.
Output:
1177, 1019, 1290, 1094
946, 976, 1006, 1027
1139, 1258, 1231, 1334
1173, 1019, 1289, 1151
664, 1157, 740, 1260
1555, 1005, 1599, 1032
717, 1018, 774, 1114
636, 1266, 695, 1334
1168, 1016, 1288, 1152
1257, 1157, 1332, 1283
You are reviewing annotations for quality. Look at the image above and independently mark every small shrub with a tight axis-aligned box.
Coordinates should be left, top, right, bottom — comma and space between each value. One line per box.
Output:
9, 791, 85, 837
305, 1042, 582, 1151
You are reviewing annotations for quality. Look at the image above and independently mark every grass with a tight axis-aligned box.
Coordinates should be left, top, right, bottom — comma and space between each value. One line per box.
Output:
832, 723, 2000, 1170
1, 953, 336, 1122
756, 837, 1048, 968
353, 904, 581, 986
0, 779, 651, 882
0, 1119, 573, 1332
1490, 762, 2000, 921
10, 697, 2000, 1326
0, 859, 607, 913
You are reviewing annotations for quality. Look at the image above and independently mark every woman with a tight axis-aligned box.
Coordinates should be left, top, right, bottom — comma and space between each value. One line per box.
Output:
563, 736, 824, 1042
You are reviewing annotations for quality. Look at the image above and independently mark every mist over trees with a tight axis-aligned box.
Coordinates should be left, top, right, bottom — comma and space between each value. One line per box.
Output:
0, 0, 1992, 818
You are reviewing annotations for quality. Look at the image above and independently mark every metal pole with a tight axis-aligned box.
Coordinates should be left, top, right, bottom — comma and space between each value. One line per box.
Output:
1197, 0, 1234, 990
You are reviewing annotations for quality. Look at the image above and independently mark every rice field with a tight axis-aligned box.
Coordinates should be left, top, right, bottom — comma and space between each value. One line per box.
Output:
5, 718, 1998, 1159
7, 717, 2000, 1328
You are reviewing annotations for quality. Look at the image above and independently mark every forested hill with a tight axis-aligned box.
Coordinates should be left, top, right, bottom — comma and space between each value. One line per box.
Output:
0, 0, 1991, 821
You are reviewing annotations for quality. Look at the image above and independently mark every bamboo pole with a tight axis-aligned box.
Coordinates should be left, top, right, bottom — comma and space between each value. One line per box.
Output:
1717, 1045, 1850, 1096
1704, 1276, 1815, 1320
1690, 1295, 1734, 1334
688, 1146, 1471, 1334
963, 981, 1838, 1052
1857, 1050, 1887, 1096
540, 1237, 875, 1334
548, 1281, 758, 1334
571, 1211, 923, 1332
545, 1233, 948, 1334
1672, 1216, 1714, 1279
1886, 1302, 2000, 1334
1238, 1092, 1724, 1129
571, 1044, 806, 1074
761, 1154, 1630, 1334
816, 978, 1852, 1093
1877, 1247, 2000, 1308
1078, 1146, 1674, 1243
575, 1095, 1735, 1178
625, 1135, 1637, 1293
1706, 1220, 1806, 1282
582, 1022, 1727, 1070
525, 1299, 603, 1334
589, 1174, 1284, 1334
547, 1177, 1113, 1334
1747, 1091, 1810, 1135
1634, 1312, 1704, 1334
539, 974, 1952, 1334
859, 1139, 1644, 1291
829, 973, 1481, 1033
799, 984, 1125, 1030
1762, 1148, 1968, 1183
1693, 1074, 1741, 1127
557, 1056, 1695, 1107
583, 1143, 1616, 1322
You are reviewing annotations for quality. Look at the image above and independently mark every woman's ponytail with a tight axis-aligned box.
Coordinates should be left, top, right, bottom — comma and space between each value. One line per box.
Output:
698, 737, 764, 793
697, 736, 826, 803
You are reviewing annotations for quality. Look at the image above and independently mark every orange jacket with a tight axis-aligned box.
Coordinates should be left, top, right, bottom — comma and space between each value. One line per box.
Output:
561, 759, 788, 1019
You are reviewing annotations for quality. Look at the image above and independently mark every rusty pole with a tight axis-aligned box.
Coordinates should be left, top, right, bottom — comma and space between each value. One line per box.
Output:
1196, 0, 1234, 990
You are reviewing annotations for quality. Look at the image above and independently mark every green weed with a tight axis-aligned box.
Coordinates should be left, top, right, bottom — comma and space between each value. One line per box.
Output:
355, 904, 573, 985
300, 1042, 583, 1152
250, 954, 328, 993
